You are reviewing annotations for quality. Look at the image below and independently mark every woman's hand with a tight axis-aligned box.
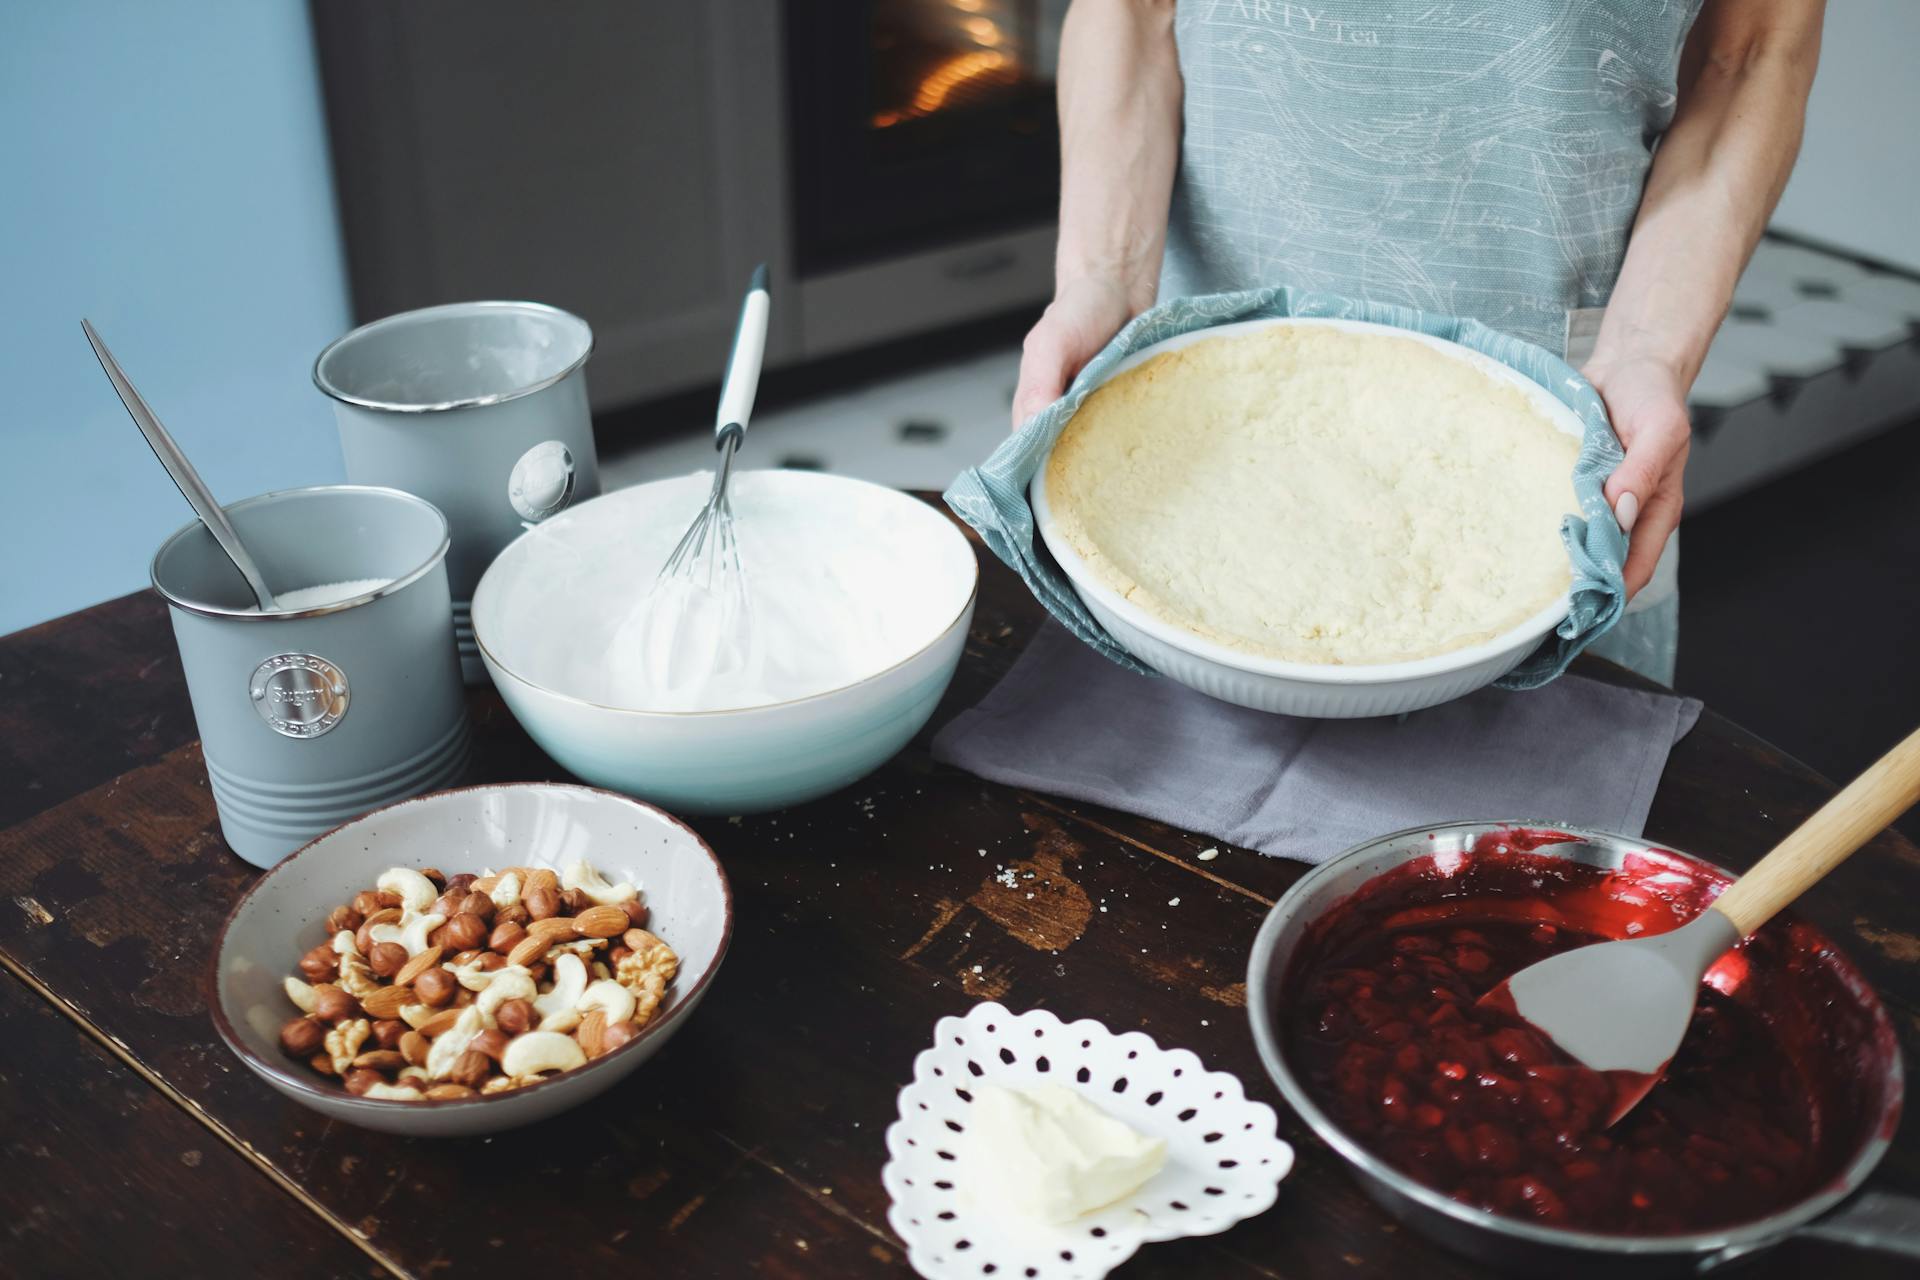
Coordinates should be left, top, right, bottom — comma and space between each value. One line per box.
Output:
1582, 355, 1691, 598
1011, 276, 1139, 429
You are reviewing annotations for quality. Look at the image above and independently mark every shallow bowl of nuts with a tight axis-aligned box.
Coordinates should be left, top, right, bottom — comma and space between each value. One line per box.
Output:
209, 782, 731, 1136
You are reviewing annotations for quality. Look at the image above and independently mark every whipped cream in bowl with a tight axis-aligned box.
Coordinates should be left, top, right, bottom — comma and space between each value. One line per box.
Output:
472, 469, 978, 812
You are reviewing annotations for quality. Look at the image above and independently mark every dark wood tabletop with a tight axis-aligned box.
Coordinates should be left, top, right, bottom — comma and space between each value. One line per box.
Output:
4, 503, 1918, 1279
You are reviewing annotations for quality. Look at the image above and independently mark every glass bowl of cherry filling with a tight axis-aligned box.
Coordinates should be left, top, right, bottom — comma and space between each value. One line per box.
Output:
1246, 823, 1917, 1273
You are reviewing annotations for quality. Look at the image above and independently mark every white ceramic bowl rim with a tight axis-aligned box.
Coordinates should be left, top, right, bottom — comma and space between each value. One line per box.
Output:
472, 473, 982, 717
207, 781, 734, 1110
1031, 315, 1580, 686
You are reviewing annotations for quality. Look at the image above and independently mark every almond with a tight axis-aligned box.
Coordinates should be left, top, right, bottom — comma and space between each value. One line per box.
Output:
507, 934, 552, 968
425, 1083, 477, 1100
527, 916, 579, 943
352, 1050, 408, 1072
399, 1030, 430, 1067
525, 867, 560, 894
470, 874, 500, 895
418, 1007, 464, 1038
623, 928, 662, 952
576, 1009, 609, 1059
360, 985, 414, 1020
573, 905, 629, 939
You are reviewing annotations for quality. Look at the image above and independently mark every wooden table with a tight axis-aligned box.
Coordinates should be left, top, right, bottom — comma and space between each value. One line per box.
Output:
5, 513, 1918, 1278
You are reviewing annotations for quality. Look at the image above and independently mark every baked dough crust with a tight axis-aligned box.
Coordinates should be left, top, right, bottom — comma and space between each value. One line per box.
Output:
1044, 324, 1580, 666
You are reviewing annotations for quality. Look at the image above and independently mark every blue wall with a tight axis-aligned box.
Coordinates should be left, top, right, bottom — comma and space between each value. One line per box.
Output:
0, 1, 351, 632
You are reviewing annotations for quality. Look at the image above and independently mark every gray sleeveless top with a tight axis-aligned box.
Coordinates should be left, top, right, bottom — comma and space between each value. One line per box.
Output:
1163, 1, 1705, 350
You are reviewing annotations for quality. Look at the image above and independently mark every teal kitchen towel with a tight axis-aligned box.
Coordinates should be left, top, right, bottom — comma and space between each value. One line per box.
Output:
942, 286, 1627, 688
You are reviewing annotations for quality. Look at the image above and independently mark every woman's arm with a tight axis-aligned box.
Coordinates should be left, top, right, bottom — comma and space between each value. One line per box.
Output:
1011, 0, 1182, 427
1585, 0, 1825, 595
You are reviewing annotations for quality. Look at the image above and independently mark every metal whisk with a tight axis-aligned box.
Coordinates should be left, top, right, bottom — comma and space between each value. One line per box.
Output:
641, 265, 771, 684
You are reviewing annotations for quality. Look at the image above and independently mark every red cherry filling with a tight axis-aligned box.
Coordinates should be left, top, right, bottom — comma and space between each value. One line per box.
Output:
1281, 843, 1838, 1235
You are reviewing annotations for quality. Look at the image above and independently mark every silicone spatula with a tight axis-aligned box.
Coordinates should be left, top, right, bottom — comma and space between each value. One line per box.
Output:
1481, 724, 1920, 1125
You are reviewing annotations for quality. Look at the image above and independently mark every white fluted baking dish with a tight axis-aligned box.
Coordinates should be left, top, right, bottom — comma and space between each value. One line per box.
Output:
1029, 316, 1579, 718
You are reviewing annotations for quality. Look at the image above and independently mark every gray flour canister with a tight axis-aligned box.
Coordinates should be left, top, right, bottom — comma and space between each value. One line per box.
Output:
151, 486, 471, 869
313, 301, 601, 684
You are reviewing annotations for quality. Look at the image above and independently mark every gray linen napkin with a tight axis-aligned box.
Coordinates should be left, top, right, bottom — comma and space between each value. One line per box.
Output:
932, 623, 1702, 864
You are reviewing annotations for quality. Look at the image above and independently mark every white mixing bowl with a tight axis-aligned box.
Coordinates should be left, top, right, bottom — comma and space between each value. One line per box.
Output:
473, 470, 978, 812
1031, 317, 1580, 718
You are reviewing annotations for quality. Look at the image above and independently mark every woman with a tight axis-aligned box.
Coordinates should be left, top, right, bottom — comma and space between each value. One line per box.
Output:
1013, 0, 1825, 683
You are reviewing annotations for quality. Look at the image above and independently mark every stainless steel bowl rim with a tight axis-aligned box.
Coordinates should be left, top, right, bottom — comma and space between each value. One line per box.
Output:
149, 484, 453, 621
311, 300, 596, 414
1245, 818, 1905, 1259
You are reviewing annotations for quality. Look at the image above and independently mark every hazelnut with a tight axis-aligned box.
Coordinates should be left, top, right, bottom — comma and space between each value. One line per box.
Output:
375, 889, 403, 908
560, 887, 593, 916
298, 943, 337, 982
622, 898, 650, 929
420, 866, 446, 889
324, 904, 363, 934
350, 890, 385, 918
525, 886, 560, 921
445, 873, 477, 894
371, 1019, 408, 1051
608, 945, 633, 967
368, 941, 409, 978
450, 949, 482, 967
413, 966, 457, 1007
449, 1050, 492, 1089
488, 921, 528, 955
312, 985, 361, 1024
467, 1029, 511, 1063
494, 998, 536, 1035
602, 1020, 640, 1053
474, 951, 506, 972
355, 908, 401, 956
442, 913, 488, 952
279, 1016, 326, 1057
342, 1067, 384, 1096
458, 892, 494, 921
430, 890, 467, 918
309, 1052, 338, 1076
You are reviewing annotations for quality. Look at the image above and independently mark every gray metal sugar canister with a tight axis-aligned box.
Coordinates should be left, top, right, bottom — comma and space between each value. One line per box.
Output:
151, 486, 471, 869
313, 301, 600, 684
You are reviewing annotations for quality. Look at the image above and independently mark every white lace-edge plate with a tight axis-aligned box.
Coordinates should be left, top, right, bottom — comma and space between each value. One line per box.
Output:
882, 1003, 1295, 1280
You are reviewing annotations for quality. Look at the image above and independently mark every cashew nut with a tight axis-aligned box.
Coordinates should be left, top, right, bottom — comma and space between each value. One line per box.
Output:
283, 976, 317, 1014
489, 870, 522, 911
362, 1082, 425, 1101
475, 968, 538, 1025
450, 959, 533, 993
376, 867, 437, 915
501, 1030, 586, 1078
398, 1002, 434, 1030
576, 978, 636, 1027
325, 1018, 371, 1075
331, 930, 360, 957
397, 1066, 430, 1085
369, 911, 445, 957
534, 953, 588, 1032
481, 1075, 518, 1095
561, 858, 638, 907
424, 1006, 486, 1081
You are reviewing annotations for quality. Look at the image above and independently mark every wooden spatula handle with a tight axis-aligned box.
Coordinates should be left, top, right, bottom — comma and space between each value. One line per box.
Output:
1712, 725, 1920, 936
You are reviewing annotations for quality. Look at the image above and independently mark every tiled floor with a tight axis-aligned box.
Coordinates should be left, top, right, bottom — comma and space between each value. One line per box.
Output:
599, 348, 1020, 496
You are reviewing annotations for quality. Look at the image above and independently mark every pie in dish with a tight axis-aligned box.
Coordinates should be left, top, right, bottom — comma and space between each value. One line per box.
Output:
1043, 323, 1581, 666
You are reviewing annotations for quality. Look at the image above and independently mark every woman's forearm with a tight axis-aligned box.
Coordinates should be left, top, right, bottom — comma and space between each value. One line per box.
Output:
1053, 0, 1183, 310
1588, 0, 1825, 383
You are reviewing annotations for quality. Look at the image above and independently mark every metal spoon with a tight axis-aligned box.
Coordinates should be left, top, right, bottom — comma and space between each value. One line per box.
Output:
1482, 723, 1920, 1124
83, 319, 277, 611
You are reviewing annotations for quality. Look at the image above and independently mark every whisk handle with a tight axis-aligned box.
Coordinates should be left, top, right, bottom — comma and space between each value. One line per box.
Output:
716, 264, 770, 443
